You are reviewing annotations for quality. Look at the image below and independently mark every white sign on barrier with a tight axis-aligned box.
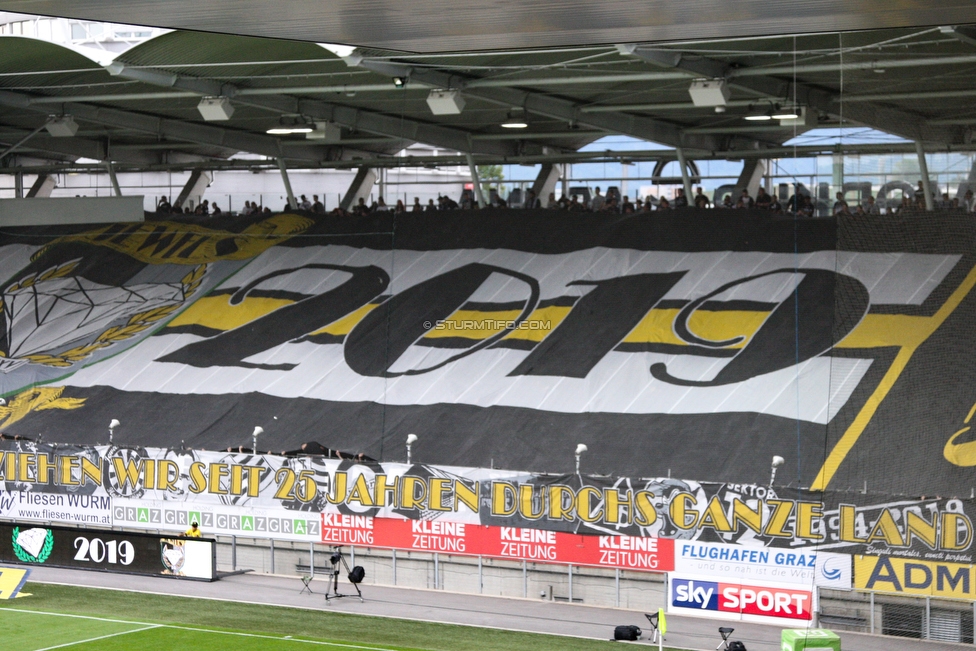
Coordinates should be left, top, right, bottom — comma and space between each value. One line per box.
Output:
673, 540, 851, 589
0, 489, 112, 527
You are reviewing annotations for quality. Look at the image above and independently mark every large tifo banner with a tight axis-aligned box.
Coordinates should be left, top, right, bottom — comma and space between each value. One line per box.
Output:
2, 209, 976, 584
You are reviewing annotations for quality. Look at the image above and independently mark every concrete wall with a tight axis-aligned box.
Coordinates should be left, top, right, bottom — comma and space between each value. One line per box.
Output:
214, 537, 666, 611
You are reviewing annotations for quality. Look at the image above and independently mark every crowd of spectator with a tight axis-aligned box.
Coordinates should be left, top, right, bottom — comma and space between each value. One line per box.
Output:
154, 183, 976, 217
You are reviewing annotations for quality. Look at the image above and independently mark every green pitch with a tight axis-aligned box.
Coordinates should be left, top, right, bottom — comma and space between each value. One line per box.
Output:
0, 584, 686, 651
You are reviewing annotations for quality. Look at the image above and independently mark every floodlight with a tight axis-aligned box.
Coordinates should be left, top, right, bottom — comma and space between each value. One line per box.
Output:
687, 79, 730, 107
392, 76, 408, 88
108, 418, 120, 443
575, 443, 588, 473
252, 425, 264, 453
197, 96, 235, 121
306, 121, 342, 142
770, 455, 785, 488
426, 89, 466, 115
406, 433, 418, 464
45, 115, 79, 137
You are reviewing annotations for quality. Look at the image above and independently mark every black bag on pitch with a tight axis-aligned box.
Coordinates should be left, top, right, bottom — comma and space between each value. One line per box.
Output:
348, 566, 365, 584
728, 642, 747, 651
613, 625, 641, 641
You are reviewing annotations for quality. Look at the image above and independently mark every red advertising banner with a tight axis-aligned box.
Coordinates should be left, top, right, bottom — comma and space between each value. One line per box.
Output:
323, 514, 674, 572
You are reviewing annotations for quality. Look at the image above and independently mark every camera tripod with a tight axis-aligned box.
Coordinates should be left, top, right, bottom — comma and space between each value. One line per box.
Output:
324, 547, 364, 603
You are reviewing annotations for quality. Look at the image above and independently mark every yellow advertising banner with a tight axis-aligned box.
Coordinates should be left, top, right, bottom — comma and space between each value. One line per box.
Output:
855, 555, 975, 599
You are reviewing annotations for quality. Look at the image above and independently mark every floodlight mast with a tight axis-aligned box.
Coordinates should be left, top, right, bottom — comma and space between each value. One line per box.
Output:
108, 419, 120, 444
769, 455, 785, 488
252, 426, 264, 454
406, 433, 418, 464
575, 443, 588, 474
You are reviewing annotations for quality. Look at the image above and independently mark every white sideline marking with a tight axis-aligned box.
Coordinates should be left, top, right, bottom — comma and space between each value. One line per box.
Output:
1, 608, 400, 651
32, 625, 161, 651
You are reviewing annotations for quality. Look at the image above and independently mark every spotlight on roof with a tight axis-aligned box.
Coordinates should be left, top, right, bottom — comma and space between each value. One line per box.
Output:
426, 89, 466, 115
45, 115, 78, 137
392, 76, 408, 88
197, 96, 235, 121
306, 121, 342, 142
267, 115, 315, 135
688, 79, 730, 107
501, 110, 528, 129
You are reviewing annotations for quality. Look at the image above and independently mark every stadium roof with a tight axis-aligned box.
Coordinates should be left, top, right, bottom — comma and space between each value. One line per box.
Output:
1, 25, 975, 173
3, 0, 976, 53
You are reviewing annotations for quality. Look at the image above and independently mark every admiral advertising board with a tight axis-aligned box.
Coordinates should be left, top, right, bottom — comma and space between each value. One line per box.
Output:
0, 523, 215, 580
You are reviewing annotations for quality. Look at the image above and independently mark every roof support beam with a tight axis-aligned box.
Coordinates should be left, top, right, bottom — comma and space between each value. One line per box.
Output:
628, 47, 958, 145
0, 89, 329, 161
0, 123, 160, 165
350, 58, 770, 154
105, 62, 527, 157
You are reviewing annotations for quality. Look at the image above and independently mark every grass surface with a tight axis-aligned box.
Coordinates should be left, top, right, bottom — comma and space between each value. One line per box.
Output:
1, 583, 686, 651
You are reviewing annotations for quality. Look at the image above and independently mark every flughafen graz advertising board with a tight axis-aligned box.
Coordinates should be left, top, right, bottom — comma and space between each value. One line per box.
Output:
2, 208, 976, 597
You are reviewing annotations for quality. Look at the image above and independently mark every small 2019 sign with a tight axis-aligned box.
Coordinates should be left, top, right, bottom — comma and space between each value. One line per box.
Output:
73, 536, 135, 565
0, 523, 214, 580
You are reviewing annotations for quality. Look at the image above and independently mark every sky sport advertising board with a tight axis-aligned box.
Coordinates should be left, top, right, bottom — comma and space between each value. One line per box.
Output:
670, 576, 814, 622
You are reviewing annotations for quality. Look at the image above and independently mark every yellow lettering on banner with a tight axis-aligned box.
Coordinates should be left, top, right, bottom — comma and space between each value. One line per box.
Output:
0, 567, 29, 600
763, 499, 794, 538
904, 509, 939, 548
576, 486, 603, 523
634, 491, 658, 527
2, 452, 13, 481
80, 457, 101, 486
230, 464, 245, 496
548, 485, 575, 521
17, 453, 34, 482
142, 460, 156, 490
518, 484, 545, 520
796, 501, 824, 541
51, 214, 313, 265
245, 466, 263, 497
58, 456, 79, 486
428, 478, 452, 512
401, 476, 427, 510
839, 504, 867, 543
208, 463, 229, 495
492, 482, 518, 516
188, 461, 207, 494
372, 474, 398, 507
35, 454, 55, 484
730, 499, 763, 534
603, 488, 633, 525
324, 471, 347, 505
669, 492, 699, 530
112, 457, 141, 491
346, 474, 374, 507
941, 512, 973, 550
856, 555, 976, 598
0, 451, 4, 480
866, 509, 905, 546
157, 460, 178, 492
454, 480, 479, 513
697, 496, 733, 532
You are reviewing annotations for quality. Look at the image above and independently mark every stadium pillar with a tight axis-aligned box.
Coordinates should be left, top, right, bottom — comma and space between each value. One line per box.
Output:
916, 141, 935, 211
14, 171, 23, 198
734, 158, 766, 198
832, 153, 844, 196
676, 147, 694, 202
277, 158, 298, 210
531, 163, 561, 205
176, 169, 213, 209
465, 153, 486, 208
26, 174, 57, 198
106, 162, 122, 197
339, 166, 377, 211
